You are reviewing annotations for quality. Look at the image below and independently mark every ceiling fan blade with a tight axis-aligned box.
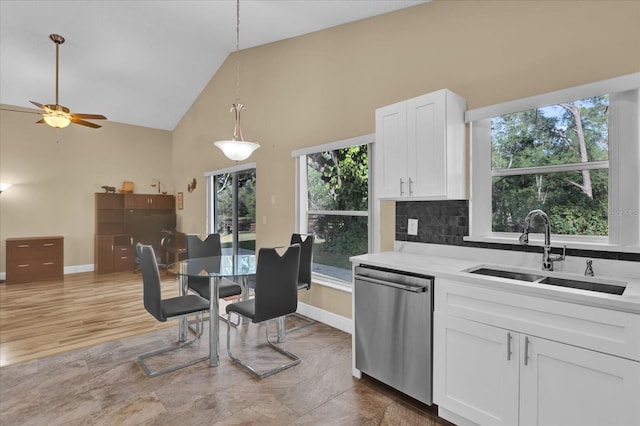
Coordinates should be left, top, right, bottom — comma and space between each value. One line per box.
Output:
72, 113, 107, 120
30, 101, 46, 110
71, 116, 101, 128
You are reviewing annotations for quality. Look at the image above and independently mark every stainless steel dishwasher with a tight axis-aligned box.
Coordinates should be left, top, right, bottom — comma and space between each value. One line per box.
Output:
354, 264, 434, 405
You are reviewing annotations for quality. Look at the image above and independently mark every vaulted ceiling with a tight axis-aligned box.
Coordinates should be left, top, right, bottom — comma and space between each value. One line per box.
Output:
0, 0, 428, 130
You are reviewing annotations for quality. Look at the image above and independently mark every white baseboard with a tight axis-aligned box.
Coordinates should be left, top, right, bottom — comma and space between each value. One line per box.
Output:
297, 301, 353, 335
65, 264, 94, 274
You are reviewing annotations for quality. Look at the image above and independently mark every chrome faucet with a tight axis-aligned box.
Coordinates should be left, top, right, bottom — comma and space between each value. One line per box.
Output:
519, 209, 565, 271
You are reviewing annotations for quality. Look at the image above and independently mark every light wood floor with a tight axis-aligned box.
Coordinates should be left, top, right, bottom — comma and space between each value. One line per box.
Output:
0, 270, 179, 367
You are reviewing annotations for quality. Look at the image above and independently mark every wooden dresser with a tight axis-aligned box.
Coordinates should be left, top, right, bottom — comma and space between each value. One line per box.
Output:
6, 236, 64, 284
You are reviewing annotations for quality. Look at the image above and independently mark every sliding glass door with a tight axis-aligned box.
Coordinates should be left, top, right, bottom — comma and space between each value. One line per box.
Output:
207, 165, 256, 255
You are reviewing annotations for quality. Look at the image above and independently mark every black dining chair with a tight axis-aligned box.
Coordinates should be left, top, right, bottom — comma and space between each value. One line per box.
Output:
285, 233, 316, 333
136, 244, 210, 377
185, 234, 243, 301
226, 244, 301, 379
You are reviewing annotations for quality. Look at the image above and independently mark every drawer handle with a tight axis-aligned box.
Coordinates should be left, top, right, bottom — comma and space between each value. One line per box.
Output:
507, 332, 512, 361
119, 247, 128, 251
524, 336, 530, 366
18, 244, 30, 248
42, 243, 54, 247
42, 262, 55, 266
18, 264, 30, 268
120, 256, 129, 260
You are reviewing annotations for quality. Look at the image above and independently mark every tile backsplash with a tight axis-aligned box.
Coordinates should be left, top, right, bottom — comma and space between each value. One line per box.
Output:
395, 200, 639, 262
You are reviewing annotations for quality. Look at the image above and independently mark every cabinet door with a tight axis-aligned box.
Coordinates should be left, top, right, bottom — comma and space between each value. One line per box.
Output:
520, 336, 640, 426
434, 314, 519, 426
148, 194, 174, 210
375, 101, 408, 199
407, 90, 446, 198
124, 194, 150, 209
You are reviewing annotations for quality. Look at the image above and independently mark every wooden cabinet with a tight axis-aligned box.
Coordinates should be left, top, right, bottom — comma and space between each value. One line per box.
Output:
124, 194, 174, 210
95, 193, 175, 274
434, 278, 640, 426
375, 89, 467, 200
6, 236, 64, 284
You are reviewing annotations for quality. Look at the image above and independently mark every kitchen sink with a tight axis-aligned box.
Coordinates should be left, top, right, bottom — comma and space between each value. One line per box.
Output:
467, 266, 627, 296
539, 276, 626, 295
469, 267, 545, 282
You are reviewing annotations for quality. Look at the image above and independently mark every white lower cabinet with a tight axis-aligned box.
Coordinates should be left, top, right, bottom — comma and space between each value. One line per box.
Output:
435, 313, 640, 426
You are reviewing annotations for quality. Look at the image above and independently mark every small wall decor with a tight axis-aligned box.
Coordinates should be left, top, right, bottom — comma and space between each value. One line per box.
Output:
177, 192, 184, 210
187, 178, 197, 193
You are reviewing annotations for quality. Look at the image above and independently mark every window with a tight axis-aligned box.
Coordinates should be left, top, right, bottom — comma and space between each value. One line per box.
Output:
294, 135, 373, 285
206, 163, 256, 255
468, 73, 640, 248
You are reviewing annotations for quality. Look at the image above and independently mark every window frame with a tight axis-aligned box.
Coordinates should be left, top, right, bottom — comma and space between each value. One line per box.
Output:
205, 162, 257, 255
466, 73, 640, 251
293, 134, 375, 289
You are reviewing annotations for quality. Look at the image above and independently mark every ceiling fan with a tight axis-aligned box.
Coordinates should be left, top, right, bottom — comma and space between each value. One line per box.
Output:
5, 34, 107, 129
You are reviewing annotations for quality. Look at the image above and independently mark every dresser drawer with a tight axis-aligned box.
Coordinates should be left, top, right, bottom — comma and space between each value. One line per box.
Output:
6, 237, 63, 262
6, 236, 64, 284
6, 258, 64, 284
114, 245, 134, 271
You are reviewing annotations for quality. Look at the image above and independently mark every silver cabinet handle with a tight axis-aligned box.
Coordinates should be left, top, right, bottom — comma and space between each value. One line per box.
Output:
409, 178, 414, 196
43, 243, 54, 247
507, 332, 512, 361
399, 178, 405, 196
18, 264, 30, 268
524, 336, 530, 366
18, 244, 30, 248
42, 262, 54, 266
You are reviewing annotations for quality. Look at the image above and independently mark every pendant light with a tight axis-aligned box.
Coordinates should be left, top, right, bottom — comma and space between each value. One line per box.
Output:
214, 0, 260, 162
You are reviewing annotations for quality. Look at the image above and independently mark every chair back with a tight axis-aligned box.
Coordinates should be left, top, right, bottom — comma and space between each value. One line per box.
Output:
254, 245, 301, 323
290, 234, 314, 289
186, 234, 222, 259
140, 245, 165, 322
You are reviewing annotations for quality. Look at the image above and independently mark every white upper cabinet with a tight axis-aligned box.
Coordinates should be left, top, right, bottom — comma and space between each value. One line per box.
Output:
375, 89, 467, 200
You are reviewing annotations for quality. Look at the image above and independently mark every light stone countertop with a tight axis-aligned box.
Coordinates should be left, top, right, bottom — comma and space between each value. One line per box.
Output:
351, 248, 640, 315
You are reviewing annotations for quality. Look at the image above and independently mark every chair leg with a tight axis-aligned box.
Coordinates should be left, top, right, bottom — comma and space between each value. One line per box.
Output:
284, 312, 315, 333
137, 312, 208, 378
226, 314, 301, 380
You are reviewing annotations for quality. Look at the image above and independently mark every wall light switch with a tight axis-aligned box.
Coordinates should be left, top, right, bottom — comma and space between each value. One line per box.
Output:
408, 218, 418, 236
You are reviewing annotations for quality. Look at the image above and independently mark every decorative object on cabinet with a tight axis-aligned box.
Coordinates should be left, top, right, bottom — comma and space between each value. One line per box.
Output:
119, 181, 134, 193
177, 192, 184, 210
187, 178, 197, 193
375, 88, 467, 200
101, 185, 116, 193
213, 0, 260, 162
6, 236, 64, 284
150, 178, 162, 193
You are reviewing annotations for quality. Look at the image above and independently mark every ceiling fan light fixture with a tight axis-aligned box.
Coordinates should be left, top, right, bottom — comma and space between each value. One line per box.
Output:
214, 0, 260, 162
43, 105, 72, 128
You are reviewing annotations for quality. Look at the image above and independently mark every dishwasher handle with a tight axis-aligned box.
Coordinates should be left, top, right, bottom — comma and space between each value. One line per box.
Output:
355, 274, 427, 293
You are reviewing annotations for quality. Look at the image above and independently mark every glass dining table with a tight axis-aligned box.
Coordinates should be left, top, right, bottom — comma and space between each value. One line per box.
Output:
168, 254, 256, 367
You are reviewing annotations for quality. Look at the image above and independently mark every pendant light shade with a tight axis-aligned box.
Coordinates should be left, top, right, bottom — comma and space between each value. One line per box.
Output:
214, 0, 260, 162
214, 103, 260, 162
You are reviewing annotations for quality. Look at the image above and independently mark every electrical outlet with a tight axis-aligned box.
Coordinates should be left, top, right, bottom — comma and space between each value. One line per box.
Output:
408, 218, 418, 236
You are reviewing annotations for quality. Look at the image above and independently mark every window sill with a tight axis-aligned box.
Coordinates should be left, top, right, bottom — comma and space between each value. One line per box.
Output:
463, 235, 640, 254
311, 273, 353, 293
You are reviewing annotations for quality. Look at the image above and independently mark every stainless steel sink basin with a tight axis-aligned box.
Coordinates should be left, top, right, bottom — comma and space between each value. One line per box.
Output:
469, 267, 545, 282
467, 266, 627, 296
539, 276, 626, 295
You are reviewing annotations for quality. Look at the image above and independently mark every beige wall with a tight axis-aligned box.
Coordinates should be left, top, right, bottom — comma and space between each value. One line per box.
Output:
1, 1, 638, 319
0, 105, 172, 271
173, 0, 639, 318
